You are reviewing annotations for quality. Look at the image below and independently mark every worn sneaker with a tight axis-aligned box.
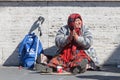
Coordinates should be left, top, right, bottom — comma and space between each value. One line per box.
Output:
71, 59, 88, 74
34, 63, 53, 73
71, 66, 81, 75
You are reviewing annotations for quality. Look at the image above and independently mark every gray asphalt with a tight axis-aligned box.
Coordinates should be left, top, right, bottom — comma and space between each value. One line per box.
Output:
0, 66, 120, 80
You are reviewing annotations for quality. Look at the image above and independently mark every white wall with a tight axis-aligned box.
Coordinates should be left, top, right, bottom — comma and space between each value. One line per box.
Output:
0, 1, 120, 66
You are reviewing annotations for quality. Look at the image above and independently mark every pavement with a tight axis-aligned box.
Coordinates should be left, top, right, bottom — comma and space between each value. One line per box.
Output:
0, 65, 120, 80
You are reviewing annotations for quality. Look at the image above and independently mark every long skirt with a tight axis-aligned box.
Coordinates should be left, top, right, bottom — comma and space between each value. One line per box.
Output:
48, 50, 91, 71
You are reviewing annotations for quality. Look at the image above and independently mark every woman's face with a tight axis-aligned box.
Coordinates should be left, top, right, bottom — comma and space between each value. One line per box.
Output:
74, 18, 82, 29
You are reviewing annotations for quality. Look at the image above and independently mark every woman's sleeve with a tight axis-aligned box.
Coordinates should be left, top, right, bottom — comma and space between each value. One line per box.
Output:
76, 26, 93, 49
55, 26, 70, 48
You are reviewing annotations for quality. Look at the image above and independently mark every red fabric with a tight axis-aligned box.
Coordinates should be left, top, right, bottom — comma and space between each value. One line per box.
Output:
60, 14, 83, 63
60, 39, 91, 64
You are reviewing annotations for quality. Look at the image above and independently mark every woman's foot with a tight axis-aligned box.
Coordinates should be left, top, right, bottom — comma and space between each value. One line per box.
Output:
34, 63, 53, 73
71, 59, 88, 75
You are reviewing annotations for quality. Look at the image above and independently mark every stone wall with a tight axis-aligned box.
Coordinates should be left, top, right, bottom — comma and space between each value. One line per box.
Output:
0, 1, 120, 66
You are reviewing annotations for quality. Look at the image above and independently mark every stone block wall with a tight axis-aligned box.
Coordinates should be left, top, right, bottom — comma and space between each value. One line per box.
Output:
0, 1, 120, 66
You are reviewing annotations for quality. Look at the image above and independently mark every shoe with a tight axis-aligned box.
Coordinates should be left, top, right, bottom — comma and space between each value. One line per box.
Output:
87, 65, 102, 71
79, 59, 88, 73
71, 59, 88, 74
71, 66, 81, 75
34, 63, 53, 73
95, 66, 102, 71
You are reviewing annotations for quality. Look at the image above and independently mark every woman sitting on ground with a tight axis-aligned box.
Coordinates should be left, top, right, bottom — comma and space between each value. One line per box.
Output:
35, 13, 100, 74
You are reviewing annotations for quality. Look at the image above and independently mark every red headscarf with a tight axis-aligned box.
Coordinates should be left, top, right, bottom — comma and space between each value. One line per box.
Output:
67, 13, 83, 31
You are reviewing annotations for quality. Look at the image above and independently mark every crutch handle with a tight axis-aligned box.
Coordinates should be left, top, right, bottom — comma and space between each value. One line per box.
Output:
38, 16, 45, 36
38, 16, 45, 24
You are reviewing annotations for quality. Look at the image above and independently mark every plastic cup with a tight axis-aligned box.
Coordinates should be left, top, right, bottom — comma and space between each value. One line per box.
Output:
57, 66, 63, 73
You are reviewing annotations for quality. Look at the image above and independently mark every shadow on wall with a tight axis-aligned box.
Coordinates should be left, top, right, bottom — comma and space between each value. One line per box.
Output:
104, 45, 120, 66
44, 46, 57, 57
3, 45, 19, 66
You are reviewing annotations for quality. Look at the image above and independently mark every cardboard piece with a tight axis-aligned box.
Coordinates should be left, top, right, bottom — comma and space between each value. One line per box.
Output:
40, 71, 72, 75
